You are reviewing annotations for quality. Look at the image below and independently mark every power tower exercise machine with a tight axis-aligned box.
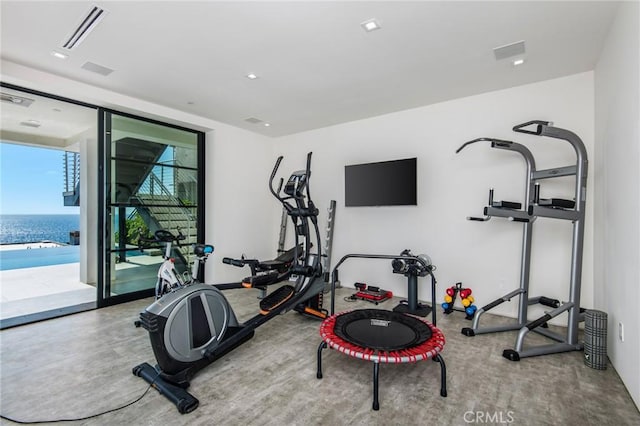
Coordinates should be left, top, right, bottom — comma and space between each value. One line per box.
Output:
457, 120, 588, 361
133, 152, 326, 413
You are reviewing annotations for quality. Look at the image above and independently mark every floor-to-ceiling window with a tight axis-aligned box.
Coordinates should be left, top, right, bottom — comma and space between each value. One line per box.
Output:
0, 83, 97, 328
98, 111, 204, 307
0, 83, 205, 324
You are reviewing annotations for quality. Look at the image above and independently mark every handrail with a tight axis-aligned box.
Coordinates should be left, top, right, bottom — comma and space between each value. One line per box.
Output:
455, 137, 513, 154
512, 120, 588, 212
134, 170, 196, 265
63, 151, 80, 193
456, 137, 537, 211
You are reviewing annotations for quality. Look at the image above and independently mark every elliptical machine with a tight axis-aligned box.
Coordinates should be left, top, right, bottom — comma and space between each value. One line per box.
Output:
133, 152, 325, 413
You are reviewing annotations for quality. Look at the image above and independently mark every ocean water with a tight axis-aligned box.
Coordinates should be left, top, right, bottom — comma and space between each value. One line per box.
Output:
0, 214, 80, 245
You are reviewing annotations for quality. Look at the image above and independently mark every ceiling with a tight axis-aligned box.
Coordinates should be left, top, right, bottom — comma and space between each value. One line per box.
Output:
0, 1, 620, 137
0, 87, 96, 150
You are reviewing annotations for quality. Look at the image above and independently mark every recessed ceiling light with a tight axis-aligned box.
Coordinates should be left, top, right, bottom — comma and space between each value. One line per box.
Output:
51, 51, 68, 59
513, 58, 525, 66
264, 123, 271, 127
246, 73, 258, 80
361, 19, 381, 32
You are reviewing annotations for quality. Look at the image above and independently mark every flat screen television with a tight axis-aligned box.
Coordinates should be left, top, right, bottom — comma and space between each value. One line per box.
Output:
345, 157, 417, 207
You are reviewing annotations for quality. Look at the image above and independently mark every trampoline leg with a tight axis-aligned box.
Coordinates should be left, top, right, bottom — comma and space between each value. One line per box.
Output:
434, 354, 447, 397
317, 341, 327, 379
372, 362, 380, 410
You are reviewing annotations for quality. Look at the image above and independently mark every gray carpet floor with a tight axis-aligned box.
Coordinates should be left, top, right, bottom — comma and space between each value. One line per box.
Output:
1, 287, 638, 425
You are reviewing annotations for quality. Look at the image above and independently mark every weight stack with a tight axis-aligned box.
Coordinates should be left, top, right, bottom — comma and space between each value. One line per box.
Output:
583, 310, 608, 370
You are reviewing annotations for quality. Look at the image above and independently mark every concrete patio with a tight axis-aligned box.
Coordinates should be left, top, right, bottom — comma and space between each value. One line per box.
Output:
0, 262, 95, 321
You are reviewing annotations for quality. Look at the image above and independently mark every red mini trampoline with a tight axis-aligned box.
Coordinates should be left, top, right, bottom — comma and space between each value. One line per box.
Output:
317, 309, 447, 410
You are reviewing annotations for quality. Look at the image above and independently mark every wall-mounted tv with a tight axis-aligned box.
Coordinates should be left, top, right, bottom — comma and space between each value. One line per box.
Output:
345, 157, 417, 207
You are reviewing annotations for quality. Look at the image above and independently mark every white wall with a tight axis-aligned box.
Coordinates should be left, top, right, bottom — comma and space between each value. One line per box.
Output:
76, 127, 98, 285
594, 1, 640, 408
204, 126, 281, 283
274, 72, 595, 326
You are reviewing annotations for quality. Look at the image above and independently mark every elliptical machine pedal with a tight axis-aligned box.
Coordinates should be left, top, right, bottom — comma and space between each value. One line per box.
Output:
259, 285, 295, 315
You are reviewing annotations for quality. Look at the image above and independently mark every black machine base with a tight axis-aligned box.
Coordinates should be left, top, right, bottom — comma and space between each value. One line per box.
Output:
393, 301, 432, 317
502, 349, 521, 361
461, 327, 475, 336
132, 363, 199, 414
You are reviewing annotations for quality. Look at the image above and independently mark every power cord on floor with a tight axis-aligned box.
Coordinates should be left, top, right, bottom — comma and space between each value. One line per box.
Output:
0, 378, 156, 424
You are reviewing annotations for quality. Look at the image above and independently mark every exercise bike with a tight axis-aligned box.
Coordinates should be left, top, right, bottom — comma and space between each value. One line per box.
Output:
133, 152, 326, 413
137, 228, 214, 299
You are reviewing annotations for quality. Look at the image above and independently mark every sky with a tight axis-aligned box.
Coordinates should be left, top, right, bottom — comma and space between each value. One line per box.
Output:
0, 142, 80, 215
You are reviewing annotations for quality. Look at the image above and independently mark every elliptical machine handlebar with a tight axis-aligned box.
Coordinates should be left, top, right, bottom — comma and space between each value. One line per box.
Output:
269, 155, 285, 205
268, 153, 315, 210
304, 151, 313, 202
267, 152, 322, 286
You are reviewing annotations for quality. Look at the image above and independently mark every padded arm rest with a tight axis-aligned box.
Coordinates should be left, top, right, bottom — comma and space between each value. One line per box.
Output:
243, 271, 286, 288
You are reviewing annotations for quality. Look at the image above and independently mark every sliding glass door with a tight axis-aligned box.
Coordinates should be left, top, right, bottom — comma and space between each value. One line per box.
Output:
98, 111, 204, 306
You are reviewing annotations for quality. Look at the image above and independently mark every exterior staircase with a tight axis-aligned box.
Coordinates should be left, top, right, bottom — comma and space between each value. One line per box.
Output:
133, 169, 198, 260
63, 141, 199, 266
63, 151, 80, 207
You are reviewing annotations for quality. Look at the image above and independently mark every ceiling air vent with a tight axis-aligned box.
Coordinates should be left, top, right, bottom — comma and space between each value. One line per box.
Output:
62, 5, 107, 50
81, 61, 114, 76
244, 117, 263, 124
20, 120, 41, 128
1, 92, 35, 107
493, 40, 526, 60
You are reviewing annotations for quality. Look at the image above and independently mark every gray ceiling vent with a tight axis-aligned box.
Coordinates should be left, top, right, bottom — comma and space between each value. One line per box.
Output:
81, 61, 114, 76
1, 92, 35, 107
62, 5, 107, 50
20, 120, 41, 128
493, 40, 526, 60
244, 117, 263, 124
